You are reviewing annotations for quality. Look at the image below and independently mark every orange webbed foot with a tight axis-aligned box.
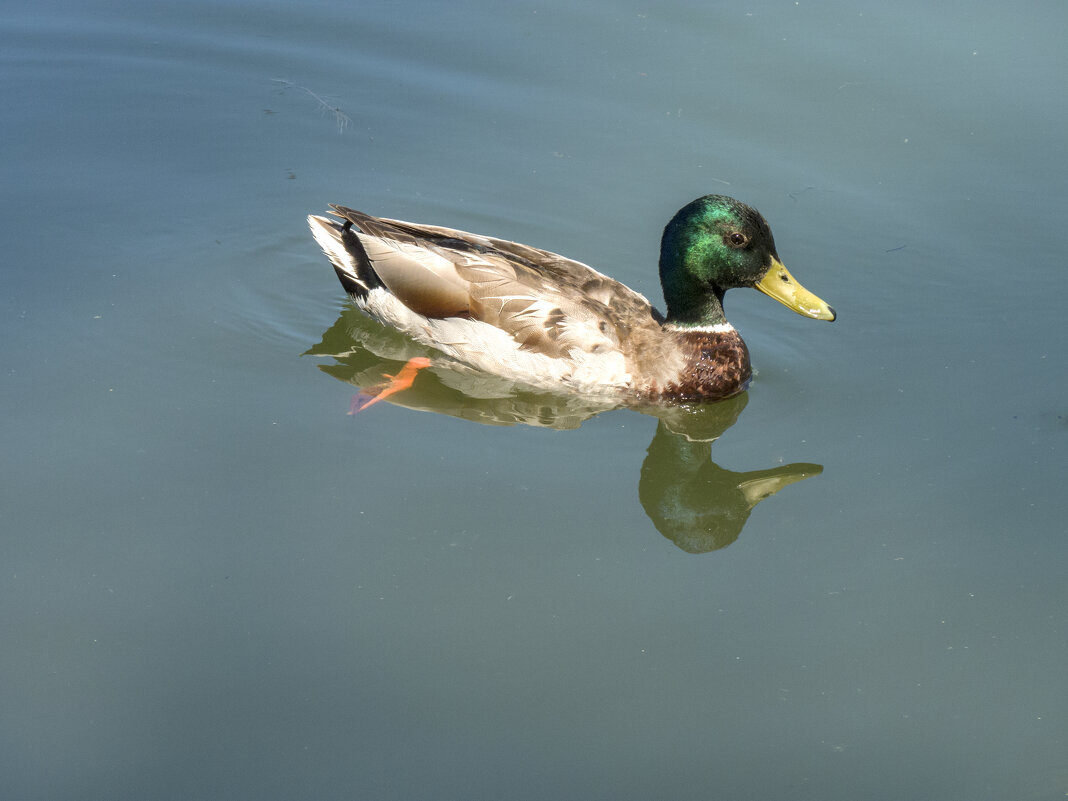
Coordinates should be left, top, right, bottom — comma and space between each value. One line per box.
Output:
348, 357, 432, 414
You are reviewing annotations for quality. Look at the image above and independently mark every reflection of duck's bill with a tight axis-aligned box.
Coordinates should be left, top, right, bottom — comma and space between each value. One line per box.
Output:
737, 462, 824, 507
755, 258, 836, 322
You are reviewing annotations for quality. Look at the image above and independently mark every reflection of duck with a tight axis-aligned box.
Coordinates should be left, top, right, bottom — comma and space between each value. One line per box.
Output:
306, 308, 620, 429
306, 315, 824, 552
640, 404, 822, 553
308, 195, 834, 403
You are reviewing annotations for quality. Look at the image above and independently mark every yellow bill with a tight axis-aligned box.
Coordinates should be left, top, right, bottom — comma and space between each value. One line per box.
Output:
755, 258, 836, 321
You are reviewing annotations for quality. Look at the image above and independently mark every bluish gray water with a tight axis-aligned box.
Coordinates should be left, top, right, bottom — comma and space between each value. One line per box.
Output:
3, 1, 1066, 799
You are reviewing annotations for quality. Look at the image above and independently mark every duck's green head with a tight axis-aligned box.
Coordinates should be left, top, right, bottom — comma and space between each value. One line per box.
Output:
659, 195, 836, 327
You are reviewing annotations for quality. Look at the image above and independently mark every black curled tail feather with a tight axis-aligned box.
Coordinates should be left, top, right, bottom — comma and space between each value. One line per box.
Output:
308, 212, 382, 300
336, 219, 384, 298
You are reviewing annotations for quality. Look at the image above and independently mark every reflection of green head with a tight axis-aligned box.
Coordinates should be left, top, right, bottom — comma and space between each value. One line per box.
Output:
640, 410, 823, 554
658, 195, 780, 326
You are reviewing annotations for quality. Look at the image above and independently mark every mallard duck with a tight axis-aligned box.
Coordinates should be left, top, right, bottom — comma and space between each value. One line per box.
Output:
307, 195, 835, 402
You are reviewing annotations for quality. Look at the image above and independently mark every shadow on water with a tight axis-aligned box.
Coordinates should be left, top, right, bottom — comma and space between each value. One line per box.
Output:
307, 307, 823, 554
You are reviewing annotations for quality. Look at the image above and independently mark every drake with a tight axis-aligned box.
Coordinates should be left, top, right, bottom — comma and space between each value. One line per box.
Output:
307, 195, 835, 402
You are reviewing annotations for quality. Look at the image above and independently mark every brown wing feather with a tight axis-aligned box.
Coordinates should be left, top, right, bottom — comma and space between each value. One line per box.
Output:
327, 206, 664, 359
353, 231, 472, 318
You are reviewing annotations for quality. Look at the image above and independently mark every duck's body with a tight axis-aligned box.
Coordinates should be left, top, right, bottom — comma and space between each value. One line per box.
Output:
308, 195, 834, 402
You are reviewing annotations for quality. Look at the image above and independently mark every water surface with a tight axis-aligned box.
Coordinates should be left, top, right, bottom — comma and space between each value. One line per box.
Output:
3, 1, 1066, 799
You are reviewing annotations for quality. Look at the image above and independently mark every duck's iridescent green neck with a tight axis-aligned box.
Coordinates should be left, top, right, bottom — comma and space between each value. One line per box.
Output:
662, 282, 729, 327
659, 199, 734, 326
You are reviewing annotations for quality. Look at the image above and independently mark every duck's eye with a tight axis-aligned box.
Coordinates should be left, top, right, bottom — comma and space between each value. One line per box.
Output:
727, 232, 748, 248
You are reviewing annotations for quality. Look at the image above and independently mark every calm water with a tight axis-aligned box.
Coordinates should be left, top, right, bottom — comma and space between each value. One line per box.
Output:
3, 1, 1066, 799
